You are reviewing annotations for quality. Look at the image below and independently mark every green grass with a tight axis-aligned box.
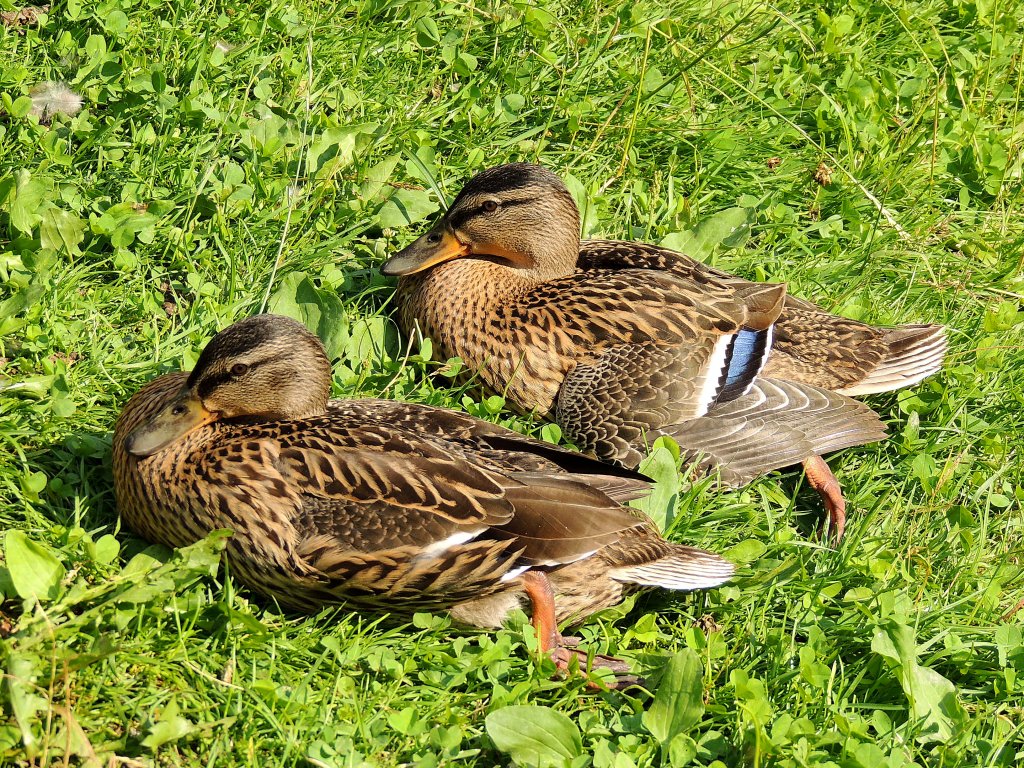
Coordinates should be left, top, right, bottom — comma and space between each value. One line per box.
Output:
2, 0, 1023, 765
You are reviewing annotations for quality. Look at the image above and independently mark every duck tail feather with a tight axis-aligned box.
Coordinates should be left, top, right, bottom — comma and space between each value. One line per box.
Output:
837, 324, 947, 396
612, 545, 735, 591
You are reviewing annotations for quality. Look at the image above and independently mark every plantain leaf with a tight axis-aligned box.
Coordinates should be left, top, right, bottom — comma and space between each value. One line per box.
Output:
486, 705, 582, 767
4, 530, 65, 601
267, 272, 349, 360
661, 207, 753, 259
871, 619, 967, 743
643, 649, 705, 751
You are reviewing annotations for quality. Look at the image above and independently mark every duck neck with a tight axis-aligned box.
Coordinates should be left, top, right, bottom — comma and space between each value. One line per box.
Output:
512, 229, 580, 283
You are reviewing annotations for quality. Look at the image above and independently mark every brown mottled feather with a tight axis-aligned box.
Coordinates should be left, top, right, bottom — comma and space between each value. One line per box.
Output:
114, 315, 733, 623
577, 240, 947, 396
387, 163, 945, 483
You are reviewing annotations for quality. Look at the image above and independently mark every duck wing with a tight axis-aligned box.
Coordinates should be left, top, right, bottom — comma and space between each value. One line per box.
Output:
330, 399, 647, 477
489, 472, 645, 565
579, 240, 946, 395
250, 417, 656, 594
328, 399, 652, 503
536, 270, 784, 463
663, 378, 888, 485
761, 300, 947, 395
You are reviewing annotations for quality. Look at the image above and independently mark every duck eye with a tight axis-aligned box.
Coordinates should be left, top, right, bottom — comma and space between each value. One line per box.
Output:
171, 404, 187, 416
230, 363, 249, 376
481, 200, 499, 213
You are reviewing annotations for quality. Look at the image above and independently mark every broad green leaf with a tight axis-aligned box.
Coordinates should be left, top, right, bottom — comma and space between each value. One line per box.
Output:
667, 733, 698, 766
485, 705, 582, 767
0, 567, 15, 598
642, 66, 666, 94
9, 96, 34, 118
0, 174, 15, 206
540, 422, 562, 444
4, 530, 65, 601
482, 395, 505, 414
523, 6, 556, 36
644, 649, 705, 749
39, 208, 86, 256
731, 669, 773, 723
360, 155, 400, 202
267, 272, 349, 360
982, 300, 1023, 332
89, 534, 120, 565
376, 187, 439, 229
84, 34, 106, 62
141, 698, 194, 749
6, 653, 45, 756
387, 706, 421, 735
495, 93, 526, 122
345, 316, 396, 366
633, 439, 681, 531
245, 113, 289, 157
454, 51, 478, 76
21, 470, 46, 496
799, 646, 831, 689
9, 170, 51, 235
101, 9, 129, 35
114, 534, 227, 604
404, 144, 438, 184
660, 207, 753, 259
91, 202, 159, 249
414, 17, 441, 47
724, 539, 768, 564
1, 373, 53, 397
562, 173, 601, 237
121, 548, 166, 578
170, 530, 229, 578
0, 282, 45, 335
994, 625, 1023, 668
871, 619, 966, 743
308, 124, 378, 178
50, 392, 76, 418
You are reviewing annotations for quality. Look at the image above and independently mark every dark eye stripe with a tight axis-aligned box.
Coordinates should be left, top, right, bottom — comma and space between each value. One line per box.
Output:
194, 360, 263, 398
447, 198, 534, 229
196, 370, 234, 399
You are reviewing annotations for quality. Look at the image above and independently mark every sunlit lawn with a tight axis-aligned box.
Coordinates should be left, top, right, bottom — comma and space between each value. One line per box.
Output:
1, 0, 1022, 765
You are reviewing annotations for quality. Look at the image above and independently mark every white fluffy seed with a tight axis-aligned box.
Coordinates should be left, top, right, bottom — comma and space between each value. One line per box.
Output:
28, 81, 83, 122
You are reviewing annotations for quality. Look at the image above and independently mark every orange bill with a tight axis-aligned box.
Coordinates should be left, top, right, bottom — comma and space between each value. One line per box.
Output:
381, 224, 470, 276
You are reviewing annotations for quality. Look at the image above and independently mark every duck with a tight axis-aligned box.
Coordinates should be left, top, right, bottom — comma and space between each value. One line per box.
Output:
381, 162, 947, 541
113, 314, 734, 684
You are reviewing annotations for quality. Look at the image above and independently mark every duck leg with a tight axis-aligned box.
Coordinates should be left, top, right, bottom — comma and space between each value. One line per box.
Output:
522, 571, 561, 652
521, 571, 636, 687
802, 455, 846, 542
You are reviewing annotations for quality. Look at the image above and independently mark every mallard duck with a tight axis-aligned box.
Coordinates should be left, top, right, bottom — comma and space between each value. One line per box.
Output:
381, 163, 947, 540
113, 314, 733, 682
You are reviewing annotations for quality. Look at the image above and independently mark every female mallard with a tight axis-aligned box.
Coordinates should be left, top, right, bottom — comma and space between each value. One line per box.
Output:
113, 314, 733, 682
382, 163, 947, 540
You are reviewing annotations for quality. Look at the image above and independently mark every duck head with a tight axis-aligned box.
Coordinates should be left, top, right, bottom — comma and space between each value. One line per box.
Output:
382, 163, 582, 283
125, 314, 332, 456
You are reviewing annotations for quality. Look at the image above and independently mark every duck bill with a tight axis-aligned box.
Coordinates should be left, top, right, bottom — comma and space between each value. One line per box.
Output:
381, 224, 470, 276
125, 387, 219, 457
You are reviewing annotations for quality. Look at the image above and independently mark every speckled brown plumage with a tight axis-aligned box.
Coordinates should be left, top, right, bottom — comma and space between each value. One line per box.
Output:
113, 315, 733, 627
576, 243, 947, 397
384, 163, 946, 490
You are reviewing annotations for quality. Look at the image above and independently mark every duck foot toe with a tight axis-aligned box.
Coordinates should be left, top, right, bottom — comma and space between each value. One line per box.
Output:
550, 640, 641, 689
803, 455, 847, 543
